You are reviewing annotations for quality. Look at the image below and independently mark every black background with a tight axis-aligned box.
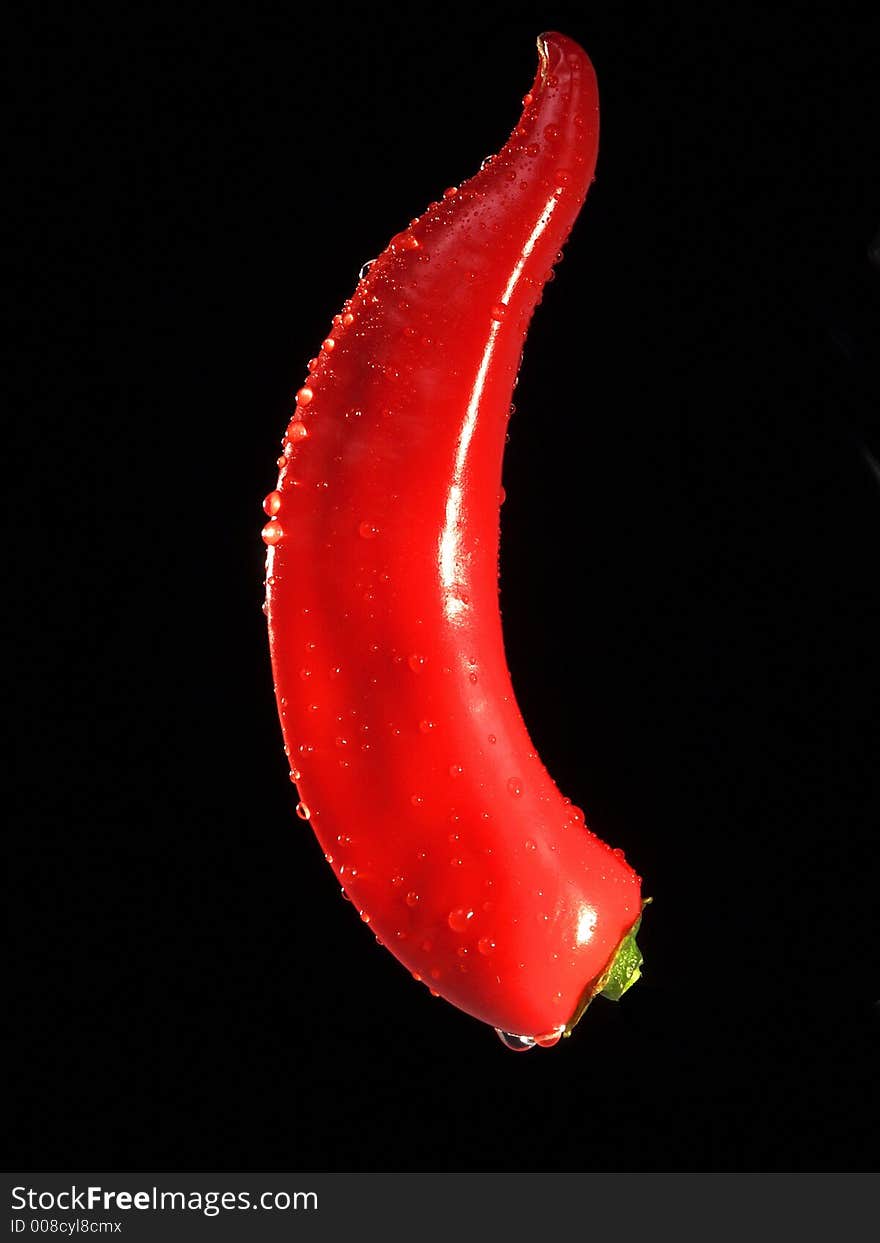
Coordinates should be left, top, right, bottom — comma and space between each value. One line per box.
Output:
9, 3, 879, 1171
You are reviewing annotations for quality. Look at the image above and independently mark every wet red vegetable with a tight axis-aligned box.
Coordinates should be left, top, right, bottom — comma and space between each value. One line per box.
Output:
262, 32, 646, 1048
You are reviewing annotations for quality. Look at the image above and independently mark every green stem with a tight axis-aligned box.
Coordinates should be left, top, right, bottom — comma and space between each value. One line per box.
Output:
564, 898, 651, 1036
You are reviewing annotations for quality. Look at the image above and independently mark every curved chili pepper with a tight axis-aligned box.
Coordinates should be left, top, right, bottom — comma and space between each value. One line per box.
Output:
261, 32, 645, 1049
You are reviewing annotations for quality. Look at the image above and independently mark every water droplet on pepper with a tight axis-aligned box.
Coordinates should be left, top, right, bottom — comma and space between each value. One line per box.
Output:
495, 1030, 536, 1052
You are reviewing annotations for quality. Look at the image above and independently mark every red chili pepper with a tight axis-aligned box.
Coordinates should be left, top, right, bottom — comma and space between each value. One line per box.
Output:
262, 32, 646, 1049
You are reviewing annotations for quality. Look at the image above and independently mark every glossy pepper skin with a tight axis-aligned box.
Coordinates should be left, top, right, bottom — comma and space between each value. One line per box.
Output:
262, 32, 645, 1048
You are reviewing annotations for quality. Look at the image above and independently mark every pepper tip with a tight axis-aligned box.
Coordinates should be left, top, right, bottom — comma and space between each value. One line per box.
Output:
535, 33, 550, 82
535, 31, 580, 85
